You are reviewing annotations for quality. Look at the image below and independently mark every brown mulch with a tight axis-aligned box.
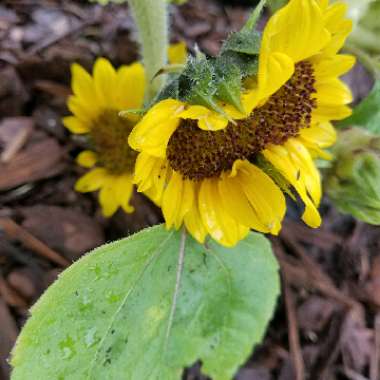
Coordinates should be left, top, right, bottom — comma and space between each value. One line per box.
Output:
0, 1, 378, 379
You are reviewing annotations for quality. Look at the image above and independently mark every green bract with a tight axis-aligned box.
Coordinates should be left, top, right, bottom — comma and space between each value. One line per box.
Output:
152, 20, 261, 113
326, 128, 380, 225
11, 226, 280, 380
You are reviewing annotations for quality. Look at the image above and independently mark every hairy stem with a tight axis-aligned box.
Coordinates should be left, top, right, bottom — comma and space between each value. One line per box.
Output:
128, 0, 169, 101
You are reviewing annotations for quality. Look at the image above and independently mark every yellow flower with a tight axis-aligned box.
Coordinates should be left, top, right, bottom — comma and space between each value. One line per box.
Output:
129, 0, 355, 247
63, 58, 145, 217
63, 43, 187, 217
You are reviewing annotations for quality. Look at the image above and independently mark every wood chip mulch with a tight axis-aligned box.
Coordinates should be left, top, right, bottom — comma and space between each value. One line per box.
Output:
0, 1, 378, 379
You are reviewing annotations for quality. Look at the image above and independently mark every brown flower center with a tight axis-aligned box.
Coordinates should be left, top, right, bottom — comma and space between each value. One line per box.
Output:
167, 60, 317, 180
89, 110, 137, 175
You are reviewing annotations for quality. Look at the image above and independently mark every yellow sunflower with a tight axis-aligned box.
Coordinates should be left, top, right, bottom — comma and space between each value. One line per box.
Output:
129, 0, 355, 247
63, 43, 186, 217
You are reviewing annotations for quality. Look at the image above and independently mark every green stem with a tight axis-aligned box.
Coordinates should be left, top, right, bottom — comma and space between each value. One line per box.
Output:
345, 42, 380, 80
242, 0, 267, 32
128, 0, 169, 102
349, 26, 380, 54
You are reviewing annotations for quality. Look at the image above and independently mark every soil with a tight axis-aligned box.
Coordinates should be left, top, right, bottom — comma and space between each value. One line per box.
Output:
0, 1, 378, 379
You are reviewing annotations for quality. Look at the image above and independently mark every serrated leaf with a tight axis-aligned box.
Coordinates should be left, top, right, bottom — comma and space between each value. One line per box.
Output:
221, 30, 261, 56
338, 81, 380, 134
11, 225, 280, 380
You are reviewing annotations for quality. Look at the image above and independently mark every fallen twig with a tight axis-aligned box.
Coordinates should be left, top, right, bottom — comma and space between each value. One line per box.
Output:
283, 281, 305, 380
370, 313, 380, 380
0, 218, 70, 267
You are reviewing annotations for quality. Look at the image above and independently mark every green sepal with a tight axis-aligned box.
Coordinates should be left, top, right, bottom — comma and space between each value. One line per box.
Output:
213, 57, 244, 113
177, 56, 234, 120
221, 50, 259, 78
221, 30, 261, 56
178, 56, 217, 105
153, 74, 181, 104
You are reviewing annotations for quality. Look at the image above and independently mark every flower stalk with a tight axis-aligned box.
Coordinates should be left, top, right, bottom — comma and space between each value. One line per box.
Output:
128, 0, 169, 101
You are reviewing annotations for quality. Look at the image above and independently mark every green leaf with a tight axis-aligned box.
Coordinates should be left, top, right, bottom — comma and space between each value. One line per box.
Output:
11, 225, 280, 380
338, 80, 380, 134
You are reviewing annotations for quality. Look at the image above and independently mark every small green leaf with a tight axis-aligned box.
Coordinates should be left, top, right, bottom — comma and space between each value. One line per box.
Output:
11, 225, 280, 380
338, 80, 380, 134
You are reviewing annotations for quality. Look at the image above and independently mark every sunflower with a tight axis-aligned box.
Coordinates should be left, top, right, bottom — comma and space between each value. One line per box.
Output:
129, 0, 355, 247
63, 43, 186, 217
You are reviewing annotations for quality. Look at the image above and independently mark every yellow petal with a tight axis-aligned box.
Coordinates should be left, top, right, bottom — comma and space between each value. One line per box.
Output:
151, 161, 171, 203
184, 185, 207, 244
67, 96, 96, 123
285, 139, 321, 206
312, 54, 355, 80
162, 171, 194, 229
115, 174, 134, 213
312, 104, 352, 122
63, 116, 90, 134
128, 99, 183, 157
76, 150, 98, 168
134, 153, 170, 205
93, 58, 118, 108
316, 0, 328, 10
300, 122, 336, 148
263, 144, 322, 228
71, 63, 100, 109
199, 178, 249, 247
75, 168, 108, 193
99, 178, 119, 217
322, 3, 352, 56
178, 105, 229, 131
253, 52, 295, 109
230, 160, 286, 235
168, 41, 187, 65
115, 62, 145, 113
133, 152, 157, 192
315, 78, 353, 105
261, 0, 330, 63
218, 169, 270, 233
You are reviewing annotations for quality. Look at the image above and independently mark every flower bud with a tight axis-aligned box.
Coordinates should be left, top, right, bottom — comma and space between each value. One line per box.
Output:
325, 127, 380, 224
